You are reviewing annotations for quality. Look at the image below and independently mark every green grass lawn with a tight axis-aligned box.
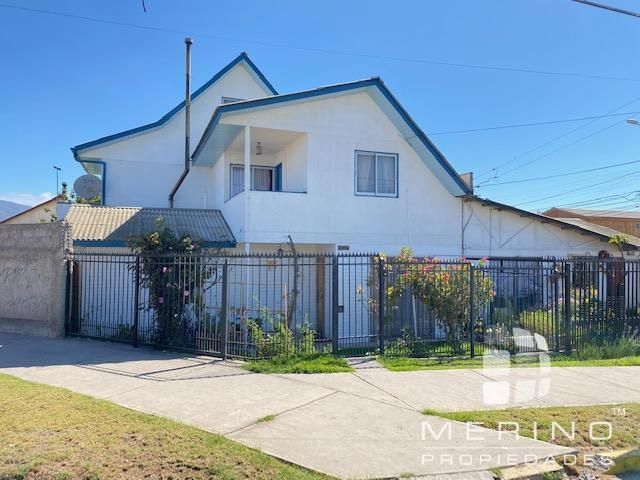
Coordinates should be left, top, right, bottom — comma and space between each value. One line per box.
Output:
0, 373, 331, 480
379, 354, 640, 371
426, 403, 640, 454
242, 354, 353, 374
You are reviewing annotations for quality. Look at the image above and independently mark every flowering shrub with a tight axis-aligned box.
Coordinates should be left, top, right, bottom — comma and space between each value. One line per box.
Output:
386, 248, 495, 354
127, 217, 217, 346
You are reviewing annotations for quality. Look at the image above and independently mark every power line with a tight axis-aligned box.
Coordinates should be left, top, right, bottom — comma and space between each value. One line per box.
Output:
549, 200, 640, 217
515, 170, 640, 207
488, 161, 640, 204
428, 111, 640, 136
558, 192, 639, 208
542, 193, 640, 212
571, 0, 640, 18
477, 117, 625, 186
490, 118, 626, 179
475, 94, 640, 182
1, 2, 640, 83
523, 190, 640, 212
476, 159, 640, 187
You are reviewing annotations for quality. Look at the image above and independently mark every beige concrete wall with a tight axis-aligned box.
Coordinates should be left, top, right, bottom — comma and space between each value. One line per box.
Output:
1, 199, 58, 224
0, 223, 69, 337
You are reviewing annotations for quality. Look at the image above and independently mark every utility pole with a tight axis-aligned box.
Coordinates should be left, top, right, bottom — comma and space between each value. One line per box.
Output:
53, 165, 61, 196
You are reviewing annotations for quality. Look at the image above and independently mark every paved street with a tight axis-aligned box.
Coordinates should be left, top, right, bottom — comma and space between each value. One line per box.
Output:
4, 334, 639, 479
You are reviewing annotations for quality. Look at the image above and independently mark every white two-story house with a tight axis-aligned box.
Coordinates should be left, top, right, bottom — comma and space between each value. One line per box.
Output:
68, 52, 639, 257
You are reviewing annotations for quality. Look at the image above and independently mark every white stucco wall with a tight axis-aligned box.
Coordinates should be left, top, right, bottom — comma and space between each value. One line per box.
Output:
218, 92, 463, 255
1, 199, 58, 224
277, 135, 307, 193
462, 200, 621, 257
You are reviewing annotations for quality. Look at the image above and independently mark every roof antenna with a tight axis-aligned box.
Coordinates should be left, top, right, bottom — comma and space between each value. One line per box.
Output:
141, 0, 147, 12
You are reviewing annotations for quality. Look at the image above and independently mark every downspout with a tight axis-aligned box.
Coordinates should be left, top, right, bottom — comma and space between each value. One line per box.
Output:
169, 37, 192, 208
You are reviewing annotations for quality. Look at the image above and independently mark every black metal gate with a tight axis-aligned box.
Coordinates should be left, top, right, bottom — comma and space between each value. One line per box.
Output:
65, 252, 640, 358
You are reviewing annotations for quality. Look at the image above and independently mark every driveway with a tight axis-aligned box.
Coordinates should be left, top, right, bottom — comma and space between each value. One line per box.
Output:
4, 334, 637, 479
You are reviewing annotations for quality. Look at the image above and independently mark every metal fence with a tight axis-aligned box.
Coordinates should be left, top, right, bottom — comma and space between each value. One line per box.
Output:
65, 251, 640, 359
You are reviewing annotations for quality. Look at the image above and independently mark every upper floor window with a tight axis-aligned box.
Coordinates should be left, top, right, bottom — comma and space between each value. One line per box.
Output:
230, 164, 281, 197
355, 150, 398, 197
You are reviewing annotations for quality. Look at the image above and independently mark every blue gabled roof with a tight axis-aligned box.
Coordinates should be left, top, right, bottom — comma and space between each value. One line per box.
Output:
191, 78, 471, 196
71, 52, 277, 154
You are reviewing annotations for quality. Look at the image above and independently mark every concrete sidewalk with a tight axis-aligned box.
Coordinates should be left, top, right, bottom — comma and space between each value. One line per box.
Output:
5, 334, 637, 479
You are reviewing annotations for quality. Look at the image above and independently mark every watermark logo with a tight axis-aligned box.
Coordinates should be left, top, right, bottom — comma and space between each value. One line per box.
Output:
481, 326, 551, 406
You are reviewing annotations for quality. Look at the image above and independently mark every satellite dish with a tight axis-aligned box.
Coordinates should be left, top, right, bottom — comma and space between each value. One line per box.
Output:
74, 174, 102, 199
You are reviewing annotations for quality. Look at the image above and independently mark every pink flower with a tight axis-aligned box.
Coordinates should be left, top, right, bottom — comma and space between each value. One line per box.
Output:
184, 290, 190, 297
158, 297, 164, 304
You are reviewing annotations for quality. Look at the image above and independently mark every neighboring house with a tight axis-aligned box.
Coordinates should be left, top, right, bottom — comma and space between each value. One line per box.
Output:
68, 52, 638, 258
1, 197, 58, 225
544, 207, 640, 238
0, 199, 29, 221
546, 216, 640, 249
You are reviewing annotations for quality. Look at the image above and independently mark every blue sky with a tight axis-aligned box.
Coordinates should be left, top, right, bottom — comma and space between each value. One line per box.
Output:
1, 0, 639, 212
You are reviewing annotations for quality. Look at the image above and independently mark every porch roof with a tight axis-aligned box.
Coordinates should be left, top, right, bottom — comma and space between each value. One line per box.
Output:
65, 205, 236, 248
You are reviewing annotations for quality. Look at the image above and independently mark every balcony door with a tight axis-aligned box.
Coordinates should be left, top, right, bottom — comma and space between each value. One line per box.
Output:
230, 165, 275, 197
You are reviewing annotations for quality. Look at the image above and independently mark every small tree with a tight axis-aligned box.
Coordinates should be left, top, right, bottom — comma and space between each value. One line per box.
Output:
127, 217, 217, 346
387, 248, 494, 354
609, 234, 629, 259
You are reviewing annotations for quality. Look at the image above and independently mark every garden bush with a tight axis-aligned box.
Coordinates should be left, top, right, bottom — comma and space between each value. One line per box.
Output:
385, 249, 494, 355
247, 308, 317, 358
127, 217, 217, 346
576, 333, 639, 360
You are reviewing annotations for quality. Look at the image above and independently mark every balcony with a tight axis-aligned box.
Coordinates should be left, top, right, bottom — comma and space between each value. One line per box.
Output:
222, 126, 308, 201
218, 126, 314, 243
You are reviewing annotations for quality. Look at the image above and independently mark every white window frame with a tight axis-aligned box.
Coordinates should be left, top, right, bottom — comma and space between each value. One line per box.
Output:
354, 150, 398, 197
230, 164, 275, 198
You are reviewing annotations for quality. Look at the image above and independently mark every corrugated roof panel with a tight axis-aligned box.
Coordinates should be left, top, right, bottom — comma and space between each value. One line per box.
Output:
65, 205, 236, 247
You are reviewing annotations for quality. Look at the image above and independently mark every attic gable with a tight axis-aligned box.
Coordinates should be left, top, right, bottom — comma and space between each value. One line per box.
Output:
72, 53, 276, 161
